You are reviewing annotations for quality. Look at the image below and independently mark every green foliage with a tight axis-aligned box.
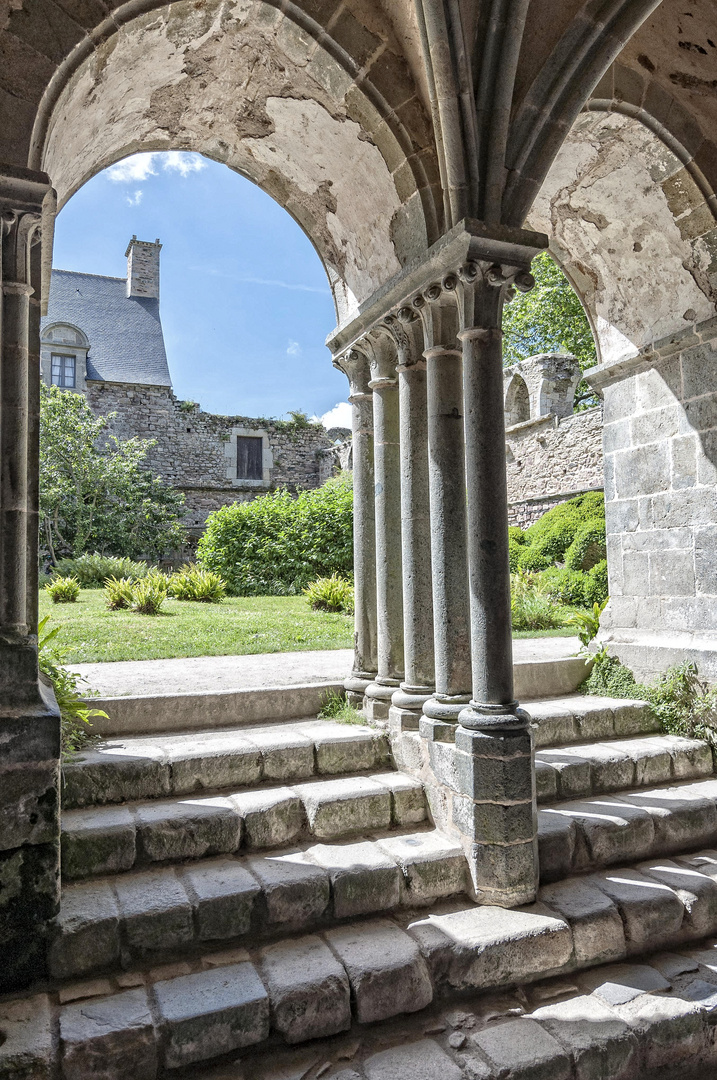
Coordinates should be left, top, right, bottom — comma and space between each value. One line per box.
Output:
585, 559, 609, 605
40, 384, 186, 564
318, 689, 366, 725
168, 564, 226, 603
518, 492, 605, 569
53, 553, 151, 588
539, 566, 588, 606
304, 574, 354, 614
38, 616, 107, 756
104, 576, 135, 610
565, 599, 607, 646
581, 653, 642, 699
564, 520, 607, 571
502, 251, 598, 409
45, 576, 80, 603
198, 474, 353, 595
511, 590, 565, 631
130, 575, 167, 615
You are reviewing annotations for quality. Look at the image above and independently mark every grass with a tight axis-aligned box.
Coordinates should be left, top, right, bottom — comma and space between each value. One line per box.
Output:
39, 590, 354, 663
512, 628, 576, 639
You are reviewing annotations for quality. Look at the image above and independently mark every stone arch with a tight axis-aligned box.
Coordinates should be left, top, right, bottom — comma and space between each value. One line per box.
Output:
504, 371, 531, 426
40, 322, 89, 348
31, 0, 440, 326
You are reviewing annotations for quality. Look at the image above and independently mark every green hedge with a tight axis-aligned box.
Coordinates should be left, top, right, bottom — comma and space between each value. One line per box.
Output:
197, 475, 353, 595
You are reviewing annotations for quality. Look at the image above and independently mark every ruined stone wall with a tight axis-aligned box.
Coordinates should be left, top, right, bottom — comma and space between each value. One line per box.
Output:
506, 407, 604, 527
85, 382, 335, 529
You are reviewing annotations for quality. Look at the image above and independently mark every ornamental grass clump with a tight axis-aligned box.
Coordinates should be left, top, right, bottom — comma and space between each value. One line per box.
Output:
168, 564, 226, 603
304, 573, 354, 614
510, 568, 566, 631
130, 574, 167, 615
104, 576, 135, 610
38, 616, 107, 756
45, 575, 80, 604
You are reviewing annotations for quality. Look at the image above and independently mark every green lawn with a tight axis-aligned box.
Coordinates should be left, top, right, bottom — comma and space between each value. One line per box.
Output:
40, 590, 354, 664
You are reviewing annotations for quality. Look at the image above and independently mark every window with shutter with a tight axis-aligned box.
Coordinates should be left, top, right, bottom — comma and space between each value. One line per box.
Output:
237, 436, 263, 480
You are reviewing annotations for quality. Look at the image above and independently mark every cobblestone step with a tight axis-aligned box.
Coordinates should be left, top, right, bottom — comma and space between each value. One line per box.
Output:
61, 719, 391, 810
526, 695, 659, 749
535, 733, 712, 803
539, 777, 717, 881
50, 830, 468, 980
60, 771, 427, 880
14, 848, 717, 1077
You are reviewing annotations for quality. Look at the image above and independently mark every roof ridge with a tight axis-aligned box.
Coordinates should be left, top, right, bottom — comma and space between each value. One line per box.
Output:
52, 268, 126, 282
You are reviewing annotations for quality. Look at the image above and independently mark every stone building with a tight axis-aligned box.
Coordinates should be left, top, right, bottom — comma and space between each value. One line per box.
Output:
5, 2, 717, 1076
40, 236, 336, 533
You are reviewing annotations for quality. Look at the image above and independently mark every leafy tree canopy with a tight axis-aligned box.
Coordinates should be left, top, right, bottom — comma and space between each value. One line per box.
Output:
502, 252, 598, 409
40, 385, 186, 564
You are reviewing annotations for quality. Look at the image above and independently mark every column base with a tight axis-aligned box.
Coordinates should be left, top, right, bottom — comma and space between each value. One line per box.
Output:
364, 678, 400, 722
389, 684, 434, 732
344, 671, 376, 709
458, 700, 531, 730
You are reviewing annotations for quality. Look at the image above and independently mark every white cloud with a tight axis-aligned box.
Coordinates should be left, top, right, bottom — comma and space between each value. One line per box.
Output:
320, 401, 352, 429
107, 154, 157, 183
125, 190, 143, 206
286, 340, 301, 357
162, 151, 207, 177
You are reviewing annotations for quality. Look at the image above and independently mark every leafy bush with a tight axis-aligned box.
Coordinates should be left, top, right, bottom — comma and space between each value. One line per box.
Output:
38, 616, 107, 756
168, 564, 226, 603
517, 492, 605, 570
539, 566, 588, 606
45, 576, 80, 603
130, 575, 167, 615
304, 574, 354, 614
104, 576, 135, 610
53, 553, 150, 589
564, 520, 607, 571
198, 474, 353, 596
585, 559, 609, 605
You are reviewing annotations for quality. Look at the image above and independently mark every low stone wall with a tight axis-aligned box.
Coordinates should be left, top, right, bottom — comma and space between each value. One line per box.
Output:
85, 382, 336, 528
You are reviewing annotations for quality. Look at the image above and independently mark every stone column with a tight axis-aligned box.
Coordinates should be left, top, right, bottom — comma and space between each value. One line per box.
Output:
334, 349, 377, 705
0, 165, 61, 992
386, 314, 434, 729
364, 333, 404, 720
455, 261, 540, 908
417, 284, 472, 735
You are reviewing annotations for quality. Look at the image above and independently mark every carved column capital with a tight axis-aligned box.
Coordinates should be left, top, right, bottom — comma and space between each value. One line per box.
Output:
333, 346, 372, 400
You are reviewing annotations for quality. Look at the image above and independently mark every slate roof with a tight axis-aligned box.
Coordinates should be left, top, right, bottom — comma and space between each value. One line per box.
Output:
41, 269, 172, 387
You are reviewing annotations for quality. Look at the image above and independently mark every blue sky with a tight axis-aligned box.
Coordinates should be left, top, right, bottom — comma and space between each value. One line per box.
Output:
52, 152, 352, 427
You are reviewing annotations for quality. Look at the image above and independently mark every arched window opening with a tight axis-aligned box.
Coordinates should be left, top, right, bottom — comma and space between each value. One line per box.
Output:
505, 374, 531, 427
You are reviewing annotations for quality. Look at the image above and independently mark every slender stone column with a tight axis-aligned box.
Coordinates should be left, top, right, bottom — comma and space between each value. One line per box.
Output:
386, 314, 434, 729
364, 333, 404, 720
334, 349, 377, 705
416, 284, 471, 734
455, 261, 540, 908
0, 165, 61, 991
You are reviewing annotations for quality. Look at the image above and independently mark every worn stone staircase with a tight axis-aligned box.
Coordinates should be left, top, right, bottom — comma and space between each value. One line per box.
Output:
7, 696, 717, 1079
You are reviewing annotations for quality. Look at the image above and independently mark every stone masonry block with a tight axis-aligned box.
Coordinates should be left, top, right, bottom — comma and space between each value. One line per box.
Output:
535, 760, 558, 802
369, 772, 426, 825
246, 850, 330, 928
612, 990, 706, 1071
470, 1017, 571, 1080
307, 840, 400, 918
181, 858, 261, 941
167, 737, 262, 794
153, 962, 269, 1069
590, 869, 685, 953
619, 784, 717, 855
325, 919, 433, 1024
61, 746, 170, 809
531, 994, 638, 1080
0, 994, 54, 1080
535, 750, 592, 801
241, 727, 314, 782
302, 722, 387, 774
135, 798, 241, 863
538, 811, 578, 883
114, 869, 194, 958
364, 1040, 463, 1080
555, 797, 656, 872
60, 988, 158, 1080
61, 807, 136, 880
231, 788, 305, 850
296, 777, 391, 839
539, 878, 626, 967
456, 747, 534, 804
377, 831, 467, 903
259, 934, 351, 1043
49, 880, 120, 980
468, 839, 539, 905
637, 857, 717, 938
453, 796, 535, 846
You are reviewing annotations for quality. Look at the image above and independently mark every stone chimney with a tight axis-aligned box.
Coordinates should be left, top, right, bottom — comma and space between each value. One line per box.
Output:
125, 235, 161, 299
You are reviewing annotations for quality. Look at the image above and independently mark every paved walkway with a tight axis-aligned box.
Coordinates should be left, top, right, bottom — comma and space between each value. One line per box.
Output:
71, 637, 580, 697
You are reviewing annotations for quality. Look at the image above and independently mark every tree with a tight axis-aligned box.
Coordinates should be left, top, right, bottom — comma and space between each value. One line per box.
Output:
502, 252, 598, 409
40, 385, 186, 563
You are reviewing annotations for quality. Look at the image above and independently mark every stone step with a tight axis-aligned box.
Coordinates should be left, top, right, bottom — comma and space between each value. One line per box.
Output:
535, 733, 713, 803
526, 694, 659, 749
61, 718, 391, 810
50, 829, 469, 981
539, 777, 717, 882
15, 848, 717, 1078
60, 770, 427, 880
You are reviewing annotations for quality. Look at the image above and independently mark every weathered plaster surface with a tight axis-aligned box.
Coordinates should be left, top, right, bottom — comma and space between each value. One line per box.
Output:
529, 112, 717, 363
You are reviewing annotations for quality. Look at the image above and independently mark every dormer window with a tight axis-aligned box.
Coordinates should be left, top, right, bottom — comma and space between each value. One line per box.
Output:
51, 354, 76, 388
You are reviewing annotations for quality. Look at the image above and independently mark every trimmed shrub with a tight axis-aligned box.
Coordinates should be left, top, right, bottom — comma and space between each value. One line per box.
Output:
585, 559, 608, 605
518, 492, 604, 568
53, 553, 150, 588
564, 520, 607, 571
104, 576, 135, 610
304, 574, 354, 614
130, 575, 167, 615
168, 564, 226, 603
198, 474, 353, 596
45, 576, 80, 603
